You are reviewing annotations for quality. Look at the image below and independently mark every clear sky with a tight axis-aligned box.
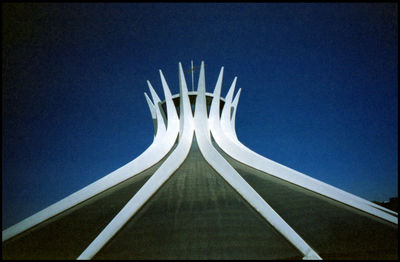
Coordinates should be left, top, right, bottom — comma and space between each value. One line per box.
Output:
2, 3, 398, 229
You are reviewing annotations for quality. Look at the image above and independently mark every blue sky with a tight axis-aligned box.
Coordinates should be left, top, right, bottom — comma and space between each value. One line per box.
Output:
2, 3, 398, 229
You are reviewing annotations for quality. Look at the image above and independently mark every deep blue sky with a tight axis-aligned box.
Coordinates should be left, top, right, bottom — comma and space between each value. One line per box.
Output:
2, 3, 398, 229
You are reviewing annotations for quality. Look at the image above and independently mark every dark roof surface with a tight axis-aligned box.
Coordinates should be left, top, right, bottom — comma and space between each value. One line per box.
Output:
216, 141, 398, 259
95, 138, 301, 259
2, 139, 398, 259
2, 150, 171, 259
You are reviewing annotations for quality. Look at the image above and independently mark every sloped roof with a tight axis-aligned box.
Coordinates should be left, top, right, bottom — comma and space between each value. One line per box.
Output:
2, 150, 171, 259
217, 141, 398, 259
3, 138, 397, 259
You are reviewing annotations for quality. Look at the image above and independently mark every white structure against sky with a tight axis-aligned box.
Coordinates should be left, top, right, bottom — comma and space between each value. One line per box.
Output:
2, 61, 398, 260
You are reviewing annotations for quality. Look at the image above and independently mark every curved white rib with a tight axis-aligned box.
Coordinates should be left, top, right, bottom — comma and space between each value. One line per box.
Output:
208, 66, 224, 133
144, 92, 158, 137
159, 69, 178, 129
144, 92, 156, 121
221, 101, 397, 220
77, 62, 194, 259
226, 89, 396, 218
230, 88, 241, 141
220, 83, 397, 217
2, 74, 180, 242
147, 80, 167, 137
211, 75, 397, 224
195, 61, 321, 260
